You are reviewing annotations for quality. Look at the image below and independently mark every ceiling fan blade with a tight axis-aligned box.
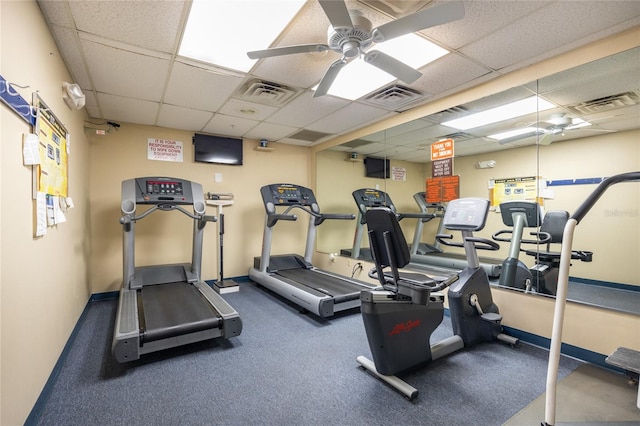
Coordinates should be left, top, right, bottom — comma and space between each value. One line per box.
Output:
314, 59, 347, 98
247, 44, 331, 59
364, 50, 422, 83
318, 0, 353, 29
371, 1, 465, 43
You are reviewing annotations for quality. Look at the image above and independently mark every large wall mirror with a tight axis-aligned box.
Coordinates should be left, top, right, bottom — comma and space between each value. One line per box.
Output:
315, 46, 639, 314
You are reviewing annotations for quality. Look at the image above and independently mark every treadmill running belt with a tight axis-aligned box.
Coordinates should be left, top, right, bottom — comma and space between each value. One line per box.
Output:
277, 269, 361, 303
140, 282, 221, 343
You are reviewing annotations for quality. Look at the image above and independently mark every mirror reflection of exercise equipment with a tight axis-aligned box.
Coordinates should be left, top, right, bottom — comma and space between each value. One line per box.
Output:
493, 201, 592, 295
357, 198, 517, 399
112, 177, 242, 363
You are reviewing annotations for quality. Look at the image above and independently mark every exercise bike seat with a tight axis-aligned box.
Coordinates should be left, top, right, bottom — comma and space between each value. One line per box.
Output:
366, 207, 446, 304
525, 210, 592, 263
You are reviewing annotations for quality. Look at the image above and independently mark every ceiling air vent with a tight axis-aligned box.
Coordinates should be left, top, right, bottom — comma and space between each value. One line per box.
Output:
424, 106, 469, 124
289, 129, 332, 142
236, 79, 301, 107
441, 132, 476, 142
363, 84, 424, 110
567, 90, 640, 115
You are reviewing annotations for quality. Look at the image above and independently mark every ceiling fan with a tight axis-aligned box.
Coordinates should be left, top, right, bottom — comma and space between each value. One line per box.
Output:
536, 113, 617, 145
247, 0, 465, 97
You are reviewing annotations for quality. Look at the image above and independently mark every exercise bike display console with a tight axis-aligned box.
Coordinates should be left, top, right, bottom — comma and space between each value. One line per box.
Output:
357, 197, 517, 399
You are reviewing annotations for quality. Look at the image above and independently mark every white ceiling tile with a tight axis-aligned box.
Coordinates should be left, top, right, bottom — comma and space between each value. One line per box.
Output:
412, 53, 492, 98
50, 25, 92, 89
37, 0, 74, 28
218, 98, 279, 121
266, 91, 350, 127
156, 104, 214, 132
68, 0, 186, 53
307, 103, 390, 134
460, 1, 640, 71
419, 1, 547, 50
97, 93, 159, 125
165, 62, 244, 112
244, 122, 299, 142
81, 39, 170, 102
201, 113, 259, 138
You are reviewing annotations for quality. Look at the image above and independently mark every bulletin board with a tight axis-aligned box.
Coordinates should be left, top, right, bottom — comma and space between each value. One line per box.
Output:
489, 176, 542, 207
32, 93, 69, 197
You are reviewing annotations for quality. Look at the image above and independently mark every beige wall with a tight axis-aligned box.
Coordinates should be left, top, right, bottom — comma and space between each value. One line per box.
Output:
1, 1, 91, 424
88, 124, 312, 294
1, 3, 638, 425
316, 150, 428, 253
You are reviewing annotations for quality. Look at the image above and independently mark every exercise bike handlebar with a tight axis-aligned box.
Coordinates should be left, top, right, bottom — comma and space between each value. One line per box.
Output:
492, 229, 551, 245
436, 233, 500, 251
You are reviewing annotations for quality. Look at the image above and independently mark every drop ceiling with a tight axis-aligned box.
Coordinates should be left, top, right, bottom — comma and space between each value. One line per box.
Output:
37, 0, 640, 159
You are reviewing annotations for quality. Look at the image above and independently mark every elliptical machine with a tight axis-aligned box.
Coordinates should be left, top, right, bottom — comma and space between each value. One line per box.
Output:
356, 197, 517, 399
493, 201, 592, 295
492, 201, 545, 292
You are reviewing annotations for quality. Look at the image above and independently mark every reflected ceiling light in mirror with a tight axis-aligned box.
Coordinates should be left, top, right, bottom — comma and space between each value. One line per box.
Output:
488, 127, 543, 140
179, 0, 306, 72
323, 34, 448, 100
442, 96, 555, 130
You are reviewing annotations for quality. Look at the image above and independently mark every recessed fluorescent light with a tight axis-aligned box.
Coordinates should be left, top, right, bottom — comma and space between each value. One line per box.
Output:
488, 127, 544, 141
442, 96, 555, 130
179, 0, 306, 72
325, 33, 448, 100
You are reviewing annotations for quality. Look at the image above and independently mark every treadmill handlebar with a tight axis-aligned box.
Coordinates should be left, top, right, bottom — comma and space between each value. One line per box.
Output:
267, 213, 297, 228
120, 205, 214, 231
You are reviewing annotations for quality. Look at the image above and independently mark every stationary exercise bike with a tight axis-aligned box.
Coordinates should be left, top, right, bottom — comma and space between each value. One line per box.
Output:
356, 197, 517, 399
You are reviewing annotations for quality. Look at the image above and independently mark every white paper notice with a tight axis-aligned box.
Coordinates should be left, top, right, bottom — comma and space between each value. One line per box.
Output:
23, 133, 41, 165
36, 192, 47, 237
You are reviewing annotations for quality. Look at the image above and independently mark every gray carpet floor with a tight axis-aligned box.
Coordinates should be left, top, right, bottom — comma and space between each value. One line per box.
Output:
30, 280, 582, 425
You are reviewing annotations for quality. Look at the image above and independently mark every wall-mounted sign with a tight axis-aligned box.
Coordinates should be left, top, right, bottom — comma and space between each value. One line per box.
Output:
147, 138, 183, 162
431, 138, 454, 161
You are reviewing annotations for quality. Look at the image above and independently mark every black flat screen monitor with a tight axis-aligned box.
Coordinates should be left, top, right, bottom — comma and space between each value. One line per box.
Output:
364, 157, 390, 179
193, 133, 243, 166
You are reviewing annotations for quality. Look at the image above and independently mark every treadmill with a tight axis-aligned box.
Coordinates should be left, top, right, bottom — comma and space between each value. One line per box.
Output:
248, 183, 379, 318
411, 192, 503, 278
112, 177, 242, 363
342, 188, 459, 281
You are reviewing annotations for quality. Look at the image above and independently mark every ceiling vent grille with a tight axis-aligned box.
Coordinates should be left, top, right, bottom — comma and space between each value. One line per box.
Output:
441, 131, 476, 142
236, 79, 301, 107
424, 105, 469, 123
289, 129, 332, 142
567, 90, 640, 115
363, 84, 424, 110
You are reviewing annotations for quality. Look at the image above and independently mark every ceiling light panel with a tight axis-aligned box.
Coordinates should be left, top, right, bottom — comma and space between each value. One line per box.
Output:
179, 0, 306, 72
442, 96, 555, 130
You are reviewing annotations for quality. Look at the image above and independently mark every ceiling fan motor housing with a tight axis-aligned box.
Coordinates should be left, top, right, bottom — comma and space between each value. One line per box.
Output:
327, 11, 373, 57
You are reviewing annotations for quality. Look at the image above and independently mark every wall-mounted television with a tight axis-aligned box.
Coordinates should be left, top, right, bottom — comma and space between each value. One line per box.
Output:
193, 133, 243, 166
364, 156, 390, 179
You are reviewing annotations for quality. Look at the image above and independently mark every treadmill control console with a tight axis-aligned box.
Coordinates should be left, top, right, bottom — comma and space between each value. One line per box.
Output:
261, 183, 317, 206
122, 176, 198, 209
352, 188, 393, 213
